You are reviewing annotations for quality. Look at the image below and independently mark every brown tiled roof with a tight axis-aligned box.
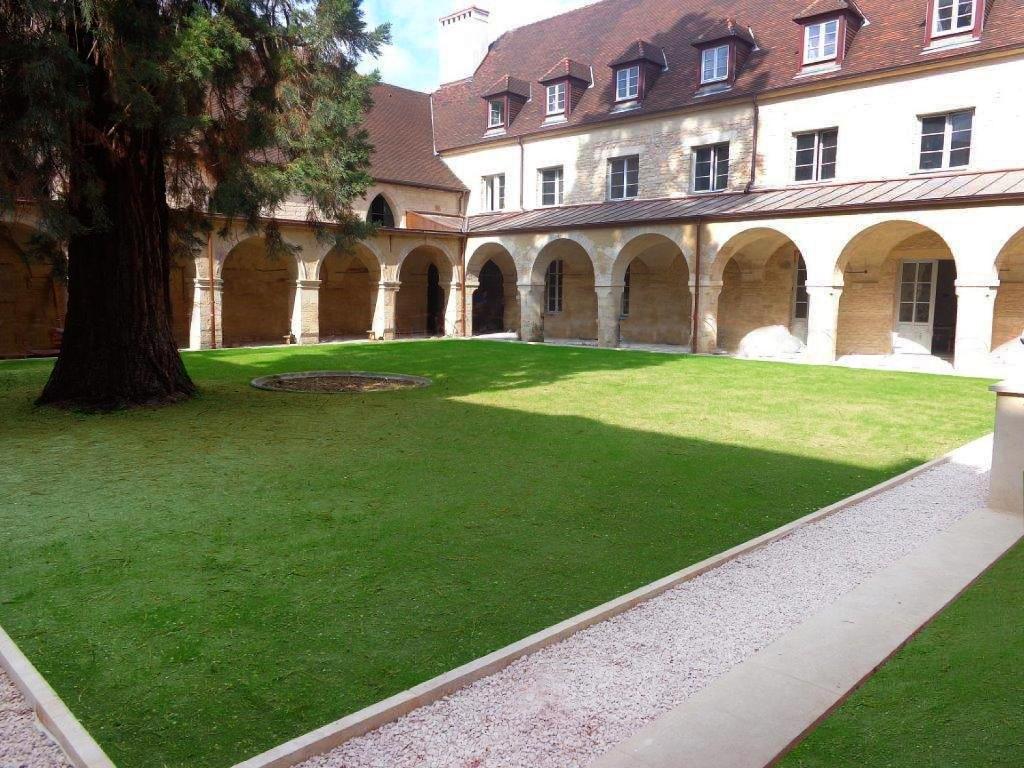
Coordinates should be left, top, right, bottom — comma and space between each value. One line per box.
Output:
481, 75, 533, 99
794, 0, 864, 23
432, 0, 1024, 152
692, 19, 756, 47
540, 58, 593, 84
609, 39, 667, 67
466, 168, 1024, 233
364, 84, 465, 192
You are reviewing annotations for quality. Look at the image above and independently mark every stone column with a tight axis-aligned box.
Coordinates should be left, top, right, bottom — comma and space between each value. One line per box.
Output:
805, 285, 844, 364
518, 283, 545, 342
692, 281, 723, 353
290, 279, 321, 345
595, 284, 623, 348
444, 279, 464, 337
372, 281, 400, 340
464, 280, 480, 338
190, 277, 223, 350
989, 381, 1024, 518
954, 282, 998, 373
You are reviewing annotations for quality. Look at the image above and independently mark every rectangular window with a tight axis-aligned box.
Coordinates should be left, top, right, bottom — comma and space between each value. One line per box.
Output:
615, 65, 640, 101
487, 99, 505, 129
693, 143, 730, 192
546, 82, 566, 115
933, 0, 975, 36
898, 261, 935, 324
803, 19, 839, 64
793, 259, 809, 320
545, 260, 563, 313
621, 265, 631, 318
539, 166, 564, 206
701, 44, 730, 84
482, 174, 505, 211
608, 156, 639, 200
919, 110, 973, 170
794, 129, 838, 182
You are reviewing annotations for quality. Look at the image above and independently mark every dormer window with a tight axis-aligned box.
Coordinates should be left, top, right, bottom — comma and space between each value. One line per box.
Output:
803, 18, 839, 64
615, 65, 640, 101
546, 82, 566, 115
487, 99, 505, 129
932, 0, 976, 37
701, 44, 730, 84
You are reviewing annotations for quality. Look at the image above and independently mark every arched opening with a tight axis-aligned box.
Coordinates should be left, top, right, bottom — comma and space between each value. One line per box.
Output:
221, 238, 297, 347
612, 234, 691, 346
473, 260, 506, 333
714, 229, 807, 357
319, 245, 381, 341
170, 255, 195, 348
367, 195, 396, 228
993, 228, 1024, 361
396, 246, 453, 337
836, 222, 958, 361
0, 225, 64, 358
532, 239, 596, 342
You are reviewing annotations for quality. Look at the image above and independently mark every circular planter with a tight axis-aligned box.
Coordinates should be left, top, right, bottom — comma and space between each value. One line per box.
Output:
250, 371, 432, 394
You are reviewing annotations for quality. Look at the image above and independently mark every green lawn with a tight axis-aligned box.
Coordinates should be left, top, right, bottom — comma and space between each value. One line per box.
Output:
0, 341, 996, 768
781, 539, 1024, 768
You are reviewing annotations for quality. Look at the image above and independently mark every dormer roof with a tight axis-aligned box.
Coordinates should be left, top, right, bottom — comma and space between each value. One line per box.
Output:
481, 75, 532, 100
794, 0, 865, 23
540, 58, 592, 84
609, 39, 666, 68
692, 19, 756, 48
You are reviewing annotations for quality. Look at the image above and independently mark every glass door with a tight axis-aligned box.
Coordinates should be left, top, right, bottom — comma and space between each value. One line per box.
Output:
894, 260, 938, 354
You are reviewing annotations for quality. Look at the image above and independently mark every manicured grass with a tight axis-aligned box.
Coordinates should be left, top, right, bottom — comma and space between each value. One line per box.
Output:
781, 539, 1024, 768
0, 341, 996, 768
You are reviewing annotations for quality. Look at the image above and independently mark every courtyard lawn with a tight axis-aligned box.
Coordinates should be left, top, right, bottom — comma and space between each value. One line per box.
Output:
780, 539, 1024, 768
0, 341, 996, 768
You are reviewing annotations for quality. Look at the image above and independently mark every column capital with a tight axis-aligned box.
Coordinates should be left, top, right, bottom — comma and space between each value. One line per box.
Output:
689, 280, 724, 290
194, 277, 223, 290
296, 279, 322, 289
954, 279, 1000, 291
377, 280, 401, 291
804, 283, 844, 293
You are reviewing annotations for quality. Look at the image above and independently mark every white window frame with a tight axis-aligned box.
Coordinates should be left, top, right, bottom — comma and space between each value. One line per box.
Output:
794, 128, 838, 182
692, 143, 730, 193
538, 166, 564, 207
918, 109, 974, 171
481, 173, 506, 211
700, 44, 730, 84
607, 155, 640, 201
803, 19, 840, 65
546, 82, 567, 116
615, 65, 640, 101
932, 0, 977, 38
487, 99, 505, 129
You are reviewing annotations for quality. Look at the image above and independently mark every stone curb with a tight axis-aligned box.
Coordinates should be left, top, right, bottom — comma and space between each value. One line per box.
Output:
0, 626, 116, 768
230, 435, 993, 768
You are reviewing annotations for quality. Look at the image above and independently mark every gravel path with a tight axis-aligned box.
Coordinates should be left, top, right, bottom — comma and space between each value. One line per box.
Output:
300, 439, 992, 768
0, 669, 70, 768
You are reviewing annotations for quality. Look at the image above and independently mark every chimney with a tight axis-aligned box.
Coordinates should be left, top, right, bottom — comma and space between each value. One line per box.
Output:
439, 6, 491, 84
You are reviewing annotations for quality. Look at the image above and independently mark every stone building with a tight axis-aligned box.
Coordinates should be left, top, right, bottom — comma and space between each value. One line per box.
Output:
5, 0, 1024, 375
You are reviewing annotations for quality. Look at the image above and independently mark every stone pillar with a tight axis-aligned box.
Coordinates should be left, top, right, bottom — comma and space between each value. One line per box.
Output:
954, 282, 998, 373
595, 284, 623, 348
290, 279, 320, 345
518, 283, 544, 342
805, 285, 844, 364
692, 281, 723, 353
989, 381, 1024, 518
190, 277, 223, 350
465, 280, 480, 338
444, 279, 464, 337
372, 281, 400, 340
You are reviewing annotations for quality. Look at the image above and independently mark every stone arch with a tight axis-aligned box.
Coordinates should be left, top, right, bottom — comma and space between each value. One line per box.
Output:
612, 233, 692, 346
531, 237, 597, 342
710, 228, 807, 354
318, 243, 382, 341
0, 223, 64, 357
467, 242, 519, 335
993, 227, 1024, 354
396, 245, 454, 337
221, 237, 299, 347
835, 220, 958, 358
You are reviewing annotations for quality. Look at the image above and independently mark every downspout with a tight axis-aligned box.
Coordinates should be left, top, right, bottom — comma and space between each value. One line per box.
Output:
459, 189, 470, 337
518, 136, 525, 210
745, 95, 760, 194
207, 232, 218, 349
691, 218, 702, 352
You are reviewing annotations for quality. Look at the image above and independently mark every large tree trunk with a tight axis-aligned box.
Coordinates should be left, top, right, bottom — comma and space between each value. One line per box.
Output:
37, 125, 197, 410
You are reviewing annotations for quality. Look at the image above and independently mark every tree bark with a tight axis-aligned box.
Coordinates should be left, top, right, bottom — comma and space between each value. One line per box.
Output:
36, 134, 197, 410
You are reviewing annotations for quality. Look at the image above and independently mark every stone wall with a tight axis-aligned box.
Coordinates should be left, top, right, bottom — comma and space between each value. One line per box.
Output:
221, 240, 297, 346
717, 247, 796, 352
619, 254, 691, 346
0, 246, 61, 357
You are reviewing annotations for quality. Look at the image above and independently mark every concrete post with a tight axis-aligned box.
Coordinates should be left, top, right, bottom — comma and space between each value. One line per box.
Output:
692, 281, 723, 353
518, 283, 545, 342
805, 285, 844, 364
372, 281, 400, 340
290, 279, 321, 345
444, 279, 464, 337
989, 381, 1024, 519
595, 284, 623, 348
954, 282, 998, 373
190, 277, 223, 350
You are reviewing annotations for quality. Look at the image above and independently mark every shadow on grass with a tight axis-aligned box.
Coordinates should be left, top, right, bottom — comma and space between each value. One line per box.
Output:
0, 340, 995, 768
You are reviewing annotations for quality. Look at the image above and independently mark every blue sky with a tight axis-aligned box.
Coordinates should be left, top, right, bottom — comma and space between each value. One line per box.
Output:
359, 0, 598, 92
